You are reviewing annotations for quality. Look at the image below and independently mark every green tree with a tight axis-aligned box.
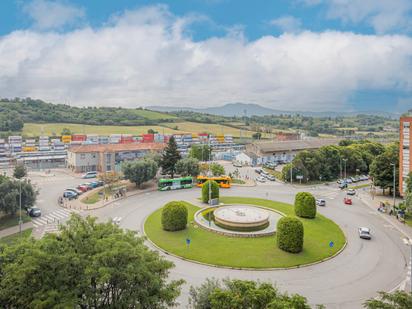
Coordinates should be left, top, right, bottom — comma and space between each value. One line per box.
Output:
405, 171, 412, 193
0, 215, 183, 308
13, 164, 27, 179
364, 291, 412, 309
210, 163, 225, 176
294, 192, 316, 219
201, 180, 219, 203
252, 132, 262, 140
147, 128, 158, 134
276, 217, 304, 253
161, 201, 188, 231
189, 144, 212, 161
161, 136, 181, 178
0, 176, 37, 215
176, 158, 200, 177
122, 159, 158, 188
189, 279, 311, 309
370, 143, 399, 195
61, 127, 72, 135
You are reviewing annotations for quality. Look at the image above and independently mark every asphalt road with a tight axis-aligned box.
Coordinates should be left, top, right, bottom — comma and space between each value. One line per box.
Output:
85, 180, 409, 309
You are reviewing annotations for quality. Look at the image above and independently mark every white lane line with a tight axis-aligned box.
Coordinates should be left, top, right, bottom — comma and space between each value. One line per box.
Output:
48, 213, 66, 220
32, 221, 41, 227
33, 217, 48, 225
55, 209, 71, 216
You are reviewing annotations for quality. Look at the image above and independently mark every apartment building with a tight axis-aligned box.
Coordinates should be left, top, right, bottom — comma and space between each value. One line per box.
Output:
400, 117, 412, 196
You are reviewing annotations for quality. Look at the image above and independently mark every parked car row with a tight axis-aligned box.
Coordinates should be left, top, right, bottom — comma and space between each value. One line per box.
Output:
263, 162, 278, 170
337, 175, 369, 185
255, 169, 276, 182
63, 180, 104, 200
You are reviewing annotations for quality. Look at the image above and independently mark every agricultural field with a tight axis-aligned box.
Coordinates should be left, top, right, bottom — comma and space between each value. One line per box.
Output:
23, 123, 184, 137
161, 121, 270, 138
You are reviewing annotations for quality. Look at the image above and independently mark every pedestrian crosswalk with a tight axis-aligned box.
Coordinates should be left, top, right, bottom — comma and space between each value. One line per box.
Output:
32, 209, 78, 228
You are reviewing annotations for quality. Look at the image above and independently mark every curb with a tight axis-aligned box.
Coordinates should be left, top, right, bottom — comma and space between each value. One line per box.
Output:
142, 205, 348, 271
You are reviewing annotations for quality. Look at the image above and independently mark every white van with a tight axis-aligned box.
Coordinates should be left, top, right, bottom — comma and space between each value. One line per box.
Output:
82, 171, 97, 179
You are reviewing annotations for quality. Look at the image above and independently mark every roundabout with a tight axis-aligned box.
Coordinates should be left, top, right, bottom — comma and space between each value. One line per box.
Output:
144, 197, 346, 269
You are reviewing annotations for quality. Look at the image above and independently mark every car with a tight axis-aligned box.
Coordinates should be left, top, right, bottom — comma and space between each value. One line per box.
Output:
65, 188, 83, 195
232, 161, 243, 168
339, 182, 348, 189
347, 189, 356, 195
82, 182, 94, 190
316, 199, 326, 206
63, 190, 78, 200
358, 227, 371, 239
255, 168, 263, 174
77, 185, 90, 192
27, 207, 41, 217
345, 178, 353, 184
261, 170, 269, 176
256, 176, 266, 183
264, 162, 277, 169
337, 179, 344, 184
266, 175, 276, 181
82, 171, 97, 179
344, 197, 352, 205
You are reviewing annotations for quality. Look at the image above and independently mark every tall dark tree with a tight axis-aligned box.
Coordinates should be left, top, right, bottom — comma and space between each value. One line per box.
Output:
161, 136, 181, 178
13, 164, 27, 179
370, 143, 399, 195
0, 176, 37, 215
122, 159, 158, 188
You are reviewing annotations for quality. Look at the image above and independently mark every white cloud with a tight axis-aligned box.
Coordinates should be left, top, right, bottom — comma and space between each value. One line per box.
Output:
0, 6, 412, 111
22, 0, 85, 30
308, 0, 412, 34
270, 16, 302, 33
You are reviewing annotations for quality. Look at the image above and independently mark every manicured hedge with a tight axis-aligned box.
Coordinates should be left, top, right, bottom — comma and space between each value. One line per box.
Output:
201, 180, 219, 203
161, 201, 188, 231
276, 217, 304, 253
294, 192, 316, 219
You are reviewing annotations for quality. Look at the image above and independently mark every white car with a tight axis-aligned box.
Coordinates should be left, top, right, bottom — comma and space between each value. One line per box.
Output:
358, 227, 371, 240
316, 199, 326, 206
256, 176, 266, 183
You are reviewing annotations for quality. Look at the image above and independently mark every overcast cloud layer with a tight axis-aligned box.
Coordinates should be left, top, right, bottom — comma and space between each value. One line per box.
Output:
0, 4, 412, 111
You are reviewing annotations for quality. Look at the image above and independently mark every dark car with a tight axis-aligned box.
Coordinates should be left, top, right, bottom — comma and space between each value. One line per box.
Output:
27, 207, 41, 217
63, 190, 78, 200
339, 182, 348, 189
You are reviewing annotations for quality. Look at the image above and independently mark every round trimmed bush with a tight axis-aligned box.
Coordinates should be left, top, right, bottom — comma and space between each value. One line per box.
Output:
294, 192, 316, 219
161, 201, 188, 231
276, 217, 304, 253
201, 180, 219, 203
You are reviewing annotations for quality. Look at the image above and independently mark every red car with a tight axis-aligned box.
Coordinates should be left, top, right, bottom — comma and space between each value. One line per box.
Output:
77, 185, 89, 192
344, 197, 352, 205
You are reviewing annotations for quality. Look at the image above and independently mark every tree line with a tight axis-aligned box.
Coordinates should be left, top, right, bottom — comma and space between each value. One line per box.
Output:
0, 98, 177, 129
281, 140, 399, 194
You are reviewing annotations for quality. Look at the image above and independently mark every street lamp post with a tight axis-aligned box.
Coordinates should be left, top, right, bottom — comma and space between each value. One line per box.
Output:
342, 158, 347, 180
390, 163, 396, 208
403, 238, 412, 292
19, 179, 22, 236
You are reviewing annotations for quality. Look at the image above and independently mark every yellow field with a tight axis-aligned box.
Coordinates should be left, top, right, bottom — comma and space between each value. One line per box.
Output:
161, 122, 269, 138
23, 123, 184, 137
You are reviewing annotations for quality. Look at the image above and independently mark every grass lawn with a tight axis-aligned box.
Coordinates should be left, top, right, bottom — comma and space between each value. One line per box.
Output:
144, 197, 346, 268
231, 179, 245, 184
0, 228, 33, 246
0, 212, 31, 231
23, 123, 184, 137
81, 190, 102, 204
349, 183, 370, 190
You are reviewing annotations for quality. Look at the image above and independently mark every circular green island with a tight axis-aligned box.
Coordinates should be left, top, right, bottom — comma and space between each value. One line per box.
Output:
144, 197, 346, 269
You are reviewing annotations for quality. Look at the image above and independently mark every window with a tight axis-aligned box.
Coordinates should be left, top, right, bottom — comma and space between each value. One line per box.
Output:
106, 165, 112, 171
80, 153, 85, 159
404, 122, 410, 128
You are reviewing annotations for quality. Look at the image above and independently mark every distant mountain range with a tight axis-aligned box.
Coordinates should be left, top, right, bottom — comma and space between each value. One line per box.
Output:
148, 102, 399, 118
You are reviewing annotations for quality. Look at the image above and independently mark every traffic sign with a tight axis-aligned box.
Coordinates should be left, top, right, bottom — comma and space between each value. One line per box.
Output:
296, 175, 304, 180
186, 238, 191, 246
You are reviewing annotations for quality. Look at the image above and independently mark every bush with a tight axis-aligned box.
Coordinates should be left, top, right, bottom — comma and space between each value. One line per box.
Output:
276, 217, 304, 253
161, 201, 188, 231
294, 192, 316, 219
201, 180, 219, 203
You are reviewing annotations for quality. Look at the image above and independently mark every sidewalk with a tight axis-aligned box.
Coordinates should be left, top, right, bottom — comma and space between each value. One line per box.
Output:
63, 182, 158, 211
0, 222, 33, 239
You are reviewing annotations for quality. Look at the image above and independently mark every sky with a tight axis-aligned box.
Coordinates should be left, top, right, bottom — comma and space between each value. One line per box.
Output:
0, 0, 412, 113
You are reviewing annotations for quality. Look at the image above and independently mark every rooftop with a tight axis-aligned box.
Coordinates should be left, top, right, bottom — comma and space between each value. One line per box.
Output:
68, 143, 165, 153
252, 139, 340, 153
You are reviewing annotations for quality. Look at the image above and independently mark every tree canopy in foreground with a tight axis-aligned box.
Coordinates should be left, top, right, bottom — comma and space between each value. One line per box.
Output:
0, 215, 183, 308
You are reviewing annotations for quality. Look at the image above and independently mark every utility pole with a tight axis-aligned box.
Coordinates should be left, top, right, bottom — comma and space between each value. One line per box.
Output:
391, 163, 396, 207
343, 158, 347, 180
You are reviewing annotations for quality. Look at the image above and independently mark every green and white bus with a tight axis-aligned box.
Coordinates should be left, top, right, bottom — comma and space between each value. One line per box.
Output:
158, 177, 194, 191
